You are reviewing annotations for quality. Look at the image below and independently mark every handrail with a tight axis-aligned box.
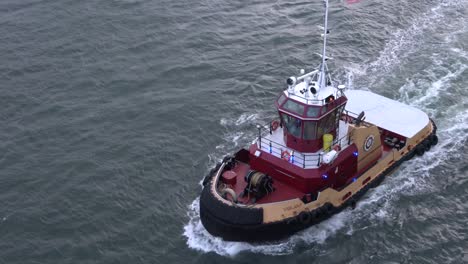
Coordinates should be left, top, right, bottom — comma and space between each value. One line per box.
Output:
287, 89, 343, 106
255, 120, 352, 169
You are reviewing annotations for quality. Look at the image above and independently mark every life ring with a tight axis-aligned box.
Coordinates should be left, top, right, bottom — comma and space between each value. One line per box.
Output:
271, 120, 279, 131
332, 145, 341, 152
281, 150, 291, 161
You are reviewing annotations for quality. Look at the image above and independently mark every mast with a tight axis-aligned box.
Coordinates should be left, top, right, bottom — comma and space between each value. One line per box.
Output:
318, 0, 329, 91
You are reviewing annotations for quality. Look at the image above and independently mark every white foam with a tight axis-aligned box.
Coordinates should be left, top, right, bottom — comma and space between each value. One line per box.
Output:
406, 63, 466, 107
235, 113, 258, 126
220, 118, 229, 126
218, 113, 261, 148
345, 0, 465, 86
230, 132, 244, 147
220, 113, 259, 127
343, 64, 369, 91
368, 0, 462, 74
298, 211, 352, 244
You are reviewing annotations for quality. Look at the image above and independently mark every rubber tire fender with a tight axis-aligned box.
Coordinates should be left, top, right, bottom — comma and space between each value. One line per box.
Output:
324, 203, 334, 214
424, 139, 431, 151
309, 210, 318, 220
299, 211, 312, 224
415, 145, 425, 156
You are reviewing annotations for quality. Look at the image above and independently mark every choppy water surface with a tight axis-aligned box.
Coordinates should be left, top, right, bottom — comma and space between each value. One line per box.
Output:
1, 0, 467, 263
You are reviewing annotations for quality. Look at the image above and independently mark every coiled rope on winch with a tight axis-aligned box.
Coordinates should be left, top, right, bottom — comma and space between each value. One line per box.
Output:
242, 171, 275, 203
249, 172, 263, 187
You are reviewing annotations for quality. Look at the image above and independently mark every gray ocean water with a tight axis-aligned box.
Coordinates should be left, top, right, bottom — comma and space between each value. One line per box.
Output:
1, 0, 467, 263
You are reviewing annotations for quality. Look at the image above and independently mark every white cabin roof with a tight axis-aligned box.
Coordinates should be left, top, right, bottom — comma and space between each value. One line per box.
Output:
286, 81, 340, 106
344, 90, 429, 138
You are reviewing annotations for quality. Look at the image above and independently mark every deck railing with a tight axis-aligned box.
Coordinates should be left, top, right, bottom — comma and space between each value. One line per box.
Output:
255, 121, 351, 169
287, 92, 342, 106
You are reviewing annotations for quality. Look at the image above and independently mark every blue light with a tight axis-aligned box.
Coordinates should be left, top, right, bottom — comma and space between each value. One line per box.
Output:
290, 155, 294, 164
352, 177, 357, 182
353, 151, 359, 157
322, 174, 328, 179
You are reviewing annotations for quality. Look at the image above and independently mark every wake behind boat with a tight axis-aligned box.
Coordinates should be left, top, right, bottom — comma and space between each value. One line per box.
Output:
198, 0, 437, 242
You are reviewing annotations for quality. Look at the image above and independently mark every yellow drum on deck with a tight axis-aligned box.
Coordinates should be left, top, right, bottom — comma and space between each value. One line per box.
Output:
323, 133, 333, 152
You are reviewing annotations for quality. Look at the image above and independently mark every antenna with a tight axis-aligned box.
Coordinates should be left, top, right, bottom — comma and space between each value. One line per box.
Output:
318, 0, 329, 91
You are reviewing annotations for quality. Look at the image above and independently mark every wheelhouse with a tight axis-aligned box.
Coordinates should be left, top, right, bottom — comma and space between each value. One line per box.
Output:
275, 92, 347, 152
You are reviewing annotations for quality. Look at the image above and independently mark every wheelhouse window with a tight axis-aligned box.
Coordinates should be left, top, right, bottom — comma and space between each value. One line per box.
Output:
282, 99, 305, 116
321, 104, 328, 115
281, 113, 302, 138
306, 106, 320, 117
277, 94, 287, 106
304, 121, 317, 140
317, 109, 338, 138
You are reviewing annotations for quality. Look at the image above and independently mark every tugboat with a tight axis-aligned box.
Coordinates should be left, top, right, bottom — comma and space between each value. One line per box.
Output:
199, 0, 438, 242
